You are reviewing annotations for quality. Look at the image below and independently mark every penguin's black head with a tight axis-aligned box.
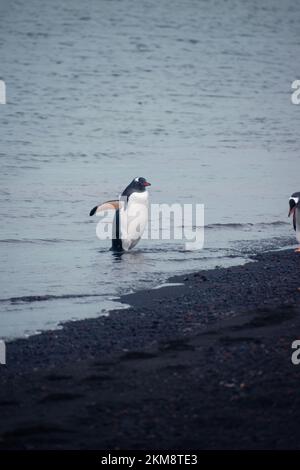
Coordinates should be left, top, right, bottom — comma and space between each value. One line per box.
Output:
131, 177, 151, 191
122, 177, 151, 198
289, 192, 300, 217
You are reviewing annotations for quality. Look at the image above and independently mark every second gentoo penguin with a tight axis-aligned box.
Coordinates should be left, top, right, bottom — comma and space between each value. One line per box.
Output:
288, 192, 300, 253
90, 177, 151, 251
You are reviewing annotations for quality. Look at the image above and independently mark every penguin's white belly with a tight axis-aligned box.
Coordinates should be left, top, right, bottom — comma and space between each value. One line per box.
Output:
120, 192, 149, 251
296, 208, 300, 243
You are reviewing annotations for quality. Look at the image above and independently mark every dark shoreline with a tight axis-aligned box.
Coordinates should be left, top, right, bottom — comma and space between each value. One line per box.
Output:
0, 249, 300, 449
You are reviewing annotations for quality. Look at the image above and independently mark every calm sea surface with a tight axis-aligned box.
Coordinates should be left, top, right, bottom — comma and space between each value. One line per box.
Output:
0, 0, 299, 338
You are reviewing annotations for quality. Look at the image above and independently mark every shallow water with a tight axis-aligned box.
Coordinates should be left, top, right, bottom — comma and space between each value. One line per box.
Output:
0, 0, 299, 339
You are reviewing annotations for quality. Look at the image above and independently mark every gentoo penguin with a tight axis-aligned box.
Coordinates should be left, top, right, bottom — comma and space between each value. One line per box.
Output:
90, 177, 151, 251
288, 192, 300, 253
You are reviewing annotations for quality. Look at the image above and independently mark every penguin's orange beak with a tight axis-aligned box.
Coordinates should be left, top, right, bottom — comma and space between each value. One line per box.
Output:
143, 181, 151, 187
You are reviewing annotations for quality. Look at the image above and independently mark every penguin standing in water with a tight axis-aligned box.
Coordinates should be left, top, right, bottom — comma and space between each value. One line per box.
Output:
288, 192, 300, 253
90, 177, 151, 251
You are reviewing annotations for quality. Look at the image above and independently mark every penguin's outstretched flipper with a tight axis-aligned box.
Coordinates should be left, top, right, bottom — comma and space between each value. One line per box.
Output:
89, 200, 120, 216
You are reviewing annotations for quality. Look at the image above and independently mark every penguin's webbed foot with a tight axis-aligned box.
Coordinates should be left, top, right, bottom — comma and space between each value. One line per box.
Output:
295, 247, 300, 253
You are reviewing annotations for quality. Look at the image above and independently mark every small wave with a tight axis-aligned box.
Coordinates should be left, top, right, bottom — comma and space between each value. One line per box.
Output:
232, 236, 295, 254
0, 239, 36, 244
257, 221, 289, 227
0, 293, 104, 304
0, 238, 79, 244
204, 221, 288, 230
152, 282, 184, 290
205, 223, 253, 229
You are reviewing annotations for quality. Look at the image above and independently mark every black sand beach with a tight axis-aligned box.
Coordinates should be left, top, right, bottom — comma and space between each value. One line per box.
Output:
0, 249, 300, 450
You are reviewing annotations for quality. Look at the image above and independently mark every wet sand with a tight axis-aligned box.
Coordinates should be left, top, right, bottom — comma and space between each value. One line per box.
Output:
0, 249, 300, 450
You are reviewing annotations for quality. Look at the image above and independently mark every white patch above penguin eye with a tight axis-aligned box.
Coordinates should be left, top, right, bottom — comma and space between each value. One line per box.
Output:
134, 177, 139, 182
290, 197, 299, 204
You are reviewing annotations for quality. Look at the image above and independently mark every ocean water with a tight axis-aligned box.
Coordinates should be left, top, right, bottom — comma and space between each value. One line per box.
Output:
0, 0, 299, 339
